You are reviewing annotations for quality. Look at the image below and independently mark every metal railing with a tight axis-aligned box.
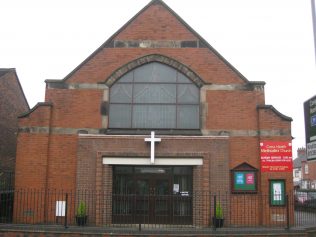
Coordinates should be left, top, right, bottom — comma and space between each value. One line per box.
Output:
0, 190, 316, 230
0, 172, 14, 190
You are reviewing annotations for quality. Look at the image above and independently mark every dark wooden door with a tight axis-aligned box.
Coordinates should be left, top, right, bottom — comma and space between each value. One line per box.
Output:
134, 175, 171, 224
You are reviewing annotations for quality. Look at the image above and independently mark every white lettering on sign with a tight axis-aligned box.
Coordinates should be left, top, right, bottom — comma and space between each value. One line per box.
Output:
307, 141, 316, 159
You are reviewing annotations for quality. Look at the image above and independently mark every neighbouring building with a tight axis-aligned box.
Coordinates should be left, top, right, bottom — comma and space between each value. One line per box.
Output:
0, 68, 29, 190
293, 147, 316, 190
293, 148, 307, 189
14, 0, 293, 227
0, 68, 29, 223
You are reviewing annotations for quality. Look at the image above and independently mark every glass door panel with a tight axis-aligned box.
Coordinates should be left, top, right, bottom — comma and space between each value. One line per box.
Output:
112, 166, 193, 225
112, 175, 134, 223
136, 180, 149, 195
154, 179, 170, 223
135, 179, 149, 220
155, 179, 169, 195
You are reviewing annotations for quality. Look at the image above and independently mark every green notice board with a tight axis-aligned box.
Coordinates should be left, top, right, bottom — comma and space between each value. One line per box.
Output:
233, 171, 256, 191
270, 180, 285, 206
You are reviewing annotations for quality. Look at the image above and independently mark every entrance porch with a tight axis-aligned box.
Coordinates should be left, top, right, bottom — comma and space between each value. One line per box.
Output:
75, 134, 231, 227
112, 166, 192, 224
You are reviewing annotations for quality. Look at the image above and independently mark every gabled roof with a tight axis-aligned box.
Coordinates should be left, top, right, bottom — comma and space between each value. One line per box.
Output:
61, 0, 250, 83
232, 162, 258, 171
293, 156, 307, 169
0, 68, 12, 78
0, 68, 30, 110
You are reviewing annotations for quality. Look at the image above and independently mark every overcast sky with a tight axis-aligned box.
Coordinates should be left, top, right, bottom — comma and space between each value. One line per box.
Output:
1, 0, 315, 155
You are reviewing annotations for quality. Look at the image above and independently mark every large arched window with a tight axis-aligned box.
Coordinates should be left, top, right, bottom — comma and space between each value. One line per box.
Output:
109, 62, 200, 129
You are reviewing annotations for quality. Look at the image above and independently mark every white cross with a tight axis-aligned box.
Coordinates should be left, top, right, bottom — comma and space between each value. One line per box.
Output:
145, 131, 161, 164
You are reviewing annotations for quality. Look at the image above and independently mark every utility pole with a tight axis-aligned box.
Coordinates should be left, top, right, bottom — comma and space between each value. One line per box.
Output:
312, 0, 316, 63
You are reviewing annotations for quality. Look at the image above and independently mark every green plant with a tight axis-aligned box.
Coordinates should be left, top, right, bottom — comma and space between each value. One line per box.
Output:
76, 201, 87, 217
215, 203, 223, 219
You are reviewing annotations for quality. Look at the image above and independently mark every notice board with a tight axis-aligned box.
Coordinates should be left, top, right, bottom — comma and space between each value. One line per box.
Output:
270, 180, 285, 206
233, 171, 256, 191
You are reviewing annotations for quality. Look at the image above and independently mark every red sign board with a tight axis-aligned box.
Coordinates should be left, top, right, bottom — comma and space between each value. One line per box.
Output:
260, 141, 293, 172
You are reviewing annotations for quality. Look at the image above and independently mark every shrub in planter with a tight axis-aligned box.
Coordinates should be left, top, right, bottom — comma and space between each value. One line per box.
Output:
213, 202, 224, 228
75, 201, 88, 226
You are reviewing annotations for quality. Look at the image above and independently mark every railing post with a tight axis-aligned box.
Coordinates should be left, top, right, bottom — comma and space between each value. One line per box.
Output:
286, 194, 290, 229
64, 193, 68, 229
139, 193, 142, 232
213, 195, 217, 231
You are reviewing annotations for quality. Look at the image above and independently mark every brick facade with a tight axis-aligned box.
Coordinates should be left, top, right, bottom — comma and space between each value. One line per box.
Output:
15, 0, 292, 227
76, 135, 229, 226
0, 69, 29, 189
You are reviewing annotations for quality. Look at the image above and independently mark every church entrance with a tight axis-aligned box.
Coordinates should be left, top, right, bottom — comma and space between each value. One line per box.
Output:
112, 166, 192, 224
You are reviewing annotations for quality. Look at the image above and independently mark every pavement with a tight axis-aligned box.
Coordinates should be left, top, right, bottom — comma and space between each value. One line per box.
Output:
0, 223, 313, 236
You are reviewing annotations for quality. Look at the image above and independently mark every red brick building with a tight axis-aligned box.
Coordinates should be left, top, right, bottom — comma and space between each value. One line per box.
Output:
15, 0, 293, 227
0, 69, 29, 190
293, 148, 316, 190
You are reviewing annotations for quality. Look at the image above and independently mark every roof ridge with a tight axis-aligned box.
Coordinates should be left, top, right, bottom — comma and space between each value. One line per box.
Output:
0, 68, 15, 71
0, 68, 15, 78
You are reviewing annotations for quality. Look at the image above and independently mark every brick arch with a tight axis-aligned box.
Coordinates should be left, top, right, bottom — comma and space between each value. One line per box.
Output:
104, 54, 204, 87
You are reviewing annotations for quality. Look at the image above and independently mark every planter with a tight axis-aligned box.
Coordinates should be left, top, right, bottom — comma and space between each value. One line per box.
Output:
212, 217, 224, 228
75, 215, 88, 226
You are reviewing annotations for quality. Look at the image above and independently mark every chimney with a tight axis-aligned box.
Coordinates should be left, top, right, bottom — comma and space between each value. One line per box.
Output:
297, 147, 306, 159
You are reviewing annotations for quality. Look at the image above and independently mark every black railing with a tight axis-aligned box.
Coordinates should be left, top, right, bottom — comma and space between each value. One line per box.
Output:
0, 172, 14, 190
0, 190, 316, 229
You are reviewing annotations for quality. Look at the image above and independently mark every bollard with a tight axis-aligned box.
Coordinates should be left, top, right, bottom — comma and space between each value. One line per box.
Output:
64, 193, 68, 229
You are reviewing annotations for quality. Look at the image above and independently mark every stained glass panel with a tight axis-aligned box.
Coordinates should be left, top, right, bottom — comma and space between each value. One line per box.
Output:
177, 84, 199, 104
134, 84, 176, 103
134, 63, 177, 83
177, 105, 199, 129
118, 71, 133, 83
109, 62, 200, 129
110, 84, 132, 103
132, 105, 176, 128
109, 104, 132, 128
